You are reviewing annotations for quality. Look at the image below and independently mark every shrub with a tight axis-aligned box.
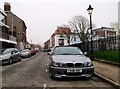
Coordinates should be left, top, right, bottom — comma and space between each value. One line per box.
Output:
87, 50, 119, 63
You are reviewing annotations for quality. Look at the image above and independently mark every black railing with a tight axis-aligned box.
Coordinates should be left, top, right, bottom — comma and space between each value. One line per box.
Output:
71, 36, 120, 52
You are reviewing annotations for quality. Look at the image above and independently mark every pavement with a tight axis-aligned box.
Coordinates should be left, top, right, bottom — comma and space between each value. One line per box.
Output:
93, 60, 120, 88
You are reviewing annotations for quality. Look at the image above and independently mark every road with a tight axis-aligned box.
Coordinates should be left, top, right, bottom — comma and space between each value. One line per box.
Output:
1, 51, 116, 88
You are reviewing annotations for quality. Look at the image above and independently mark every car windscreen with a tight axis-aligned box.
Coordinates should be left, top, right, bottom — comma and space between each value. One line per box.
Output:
1, 49, 12, 54
53, 47, 83, 55
0, 49, 4, 54
21, 49, 29, 52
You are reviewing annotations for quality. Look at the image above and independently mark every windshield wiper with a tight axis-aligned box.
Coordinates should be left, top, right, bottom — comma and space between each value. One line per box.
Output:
56, 53, 72, 55
73, 54, 83, 55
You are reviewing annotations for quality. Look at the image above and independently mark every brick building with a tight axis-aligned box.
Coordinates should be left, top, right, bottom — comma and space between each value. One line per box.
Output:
4, 2, 27, 50
92, 27, 117, 50
0, 8, 17, 49
44, 26, 71, 51
93, 27, 117, 40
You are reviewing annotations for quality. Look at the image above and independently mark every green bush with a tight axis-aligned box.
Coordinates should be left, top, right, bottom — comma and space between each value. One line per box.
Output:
87, 50, 119, 63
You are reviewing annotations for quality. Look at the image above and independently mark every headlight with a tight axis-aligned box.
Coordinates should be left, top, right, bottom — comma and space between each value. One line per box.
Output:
3, 57, 10, 60
83, 62, 93, 67
53, 63, 59, 67
0, 58, 2, 60
51, 62, 64, 67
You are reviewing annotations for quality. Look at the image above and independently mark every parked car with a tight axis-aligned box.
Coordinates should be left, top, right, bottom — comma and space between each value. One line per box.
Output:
35, 48, 39, 52
20, 49, 31, 58
29, 49, 37, 55
48, 46, 94, 79
0, 48, 21, 64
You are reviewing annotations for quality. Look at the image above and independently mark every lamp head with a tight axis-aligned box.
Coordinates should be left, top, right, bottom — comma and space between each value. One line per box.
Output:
87, 5, 94, 15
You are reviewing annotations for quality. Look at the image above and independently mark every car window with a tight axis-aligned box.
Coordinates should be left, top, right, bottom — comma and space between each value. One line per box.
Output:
2, 49, 12, 54
21, 49, 29, 52
0, 49, 5, 54
14, 49, 19, 53
53, 47, 83, 55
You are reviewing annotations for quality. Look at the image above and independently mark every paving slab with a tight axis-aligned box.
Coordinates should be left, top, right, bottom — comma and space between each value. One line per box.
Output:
93, 61, 120, 86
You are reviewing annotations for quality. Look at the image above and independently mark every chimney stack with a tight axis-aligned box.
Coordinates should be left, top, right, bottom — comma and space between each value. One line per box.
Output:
4, 2, 11, 12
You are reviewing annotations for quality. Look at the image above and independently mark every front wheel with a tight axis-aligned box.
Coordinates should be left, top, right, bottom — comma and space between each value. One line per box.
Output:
18, 57, 21, 62
49, 70, 55, 79
9, 59, 13, 64
86, 73, 94, 79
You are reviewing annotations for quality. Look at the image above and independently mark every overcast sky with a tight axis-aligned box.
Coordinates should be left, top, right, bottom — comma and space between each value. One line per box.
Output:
0, 0, 119, 47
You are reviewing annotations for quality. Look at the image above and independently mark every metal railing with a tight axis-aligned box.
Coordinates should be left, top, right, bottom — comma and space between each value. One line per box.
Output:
0, 30, 9, 40
0, 30, 16, 42
71, 36, 120, 52
9, 35, 16, 42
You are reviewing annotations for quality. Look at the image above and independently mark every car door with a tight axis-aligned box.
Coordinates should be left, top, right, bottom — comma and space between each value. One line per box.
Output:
11, 49, 16, 62
14, 48, 20, 61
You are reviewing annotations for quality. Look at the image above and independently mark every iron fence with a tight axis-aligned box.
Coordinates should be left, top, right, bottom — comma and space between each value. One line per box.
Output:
71, 36, 120, 52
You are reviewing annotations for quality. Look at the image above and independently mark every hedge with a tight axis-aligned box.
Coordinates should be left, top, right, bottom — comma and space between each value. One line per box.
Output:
87, 50, 119, 63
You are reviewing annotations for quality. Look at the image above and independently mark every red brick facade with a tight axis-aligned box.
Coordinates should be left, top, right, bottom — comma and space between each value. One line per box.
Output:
44, 26, 71, 51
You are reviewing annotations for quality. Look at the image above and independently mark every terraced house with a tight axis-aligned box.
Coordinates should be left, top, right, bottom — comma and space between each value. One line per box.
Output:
0, 8, 17, 49
4, 2, 27, 50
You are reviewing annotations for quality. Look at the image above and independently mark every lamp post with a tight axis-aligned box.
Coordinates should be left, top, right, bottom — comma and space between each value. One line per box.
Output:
87, 5, 94, 60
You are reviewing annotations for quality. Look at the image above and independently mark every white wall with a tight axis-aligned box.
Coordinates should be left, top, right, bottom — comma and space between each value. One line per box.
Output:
54, 34, 69, 47
70, 34, 81, 45
17, 42, 24, 50
49, 36, 52, 48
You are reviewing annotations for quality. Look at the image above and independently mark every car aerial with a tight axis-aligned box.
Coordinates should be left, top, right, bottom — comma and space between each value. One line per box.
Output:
48, 46, 94, 79
20, 49, 31, 58
0, 48, 21, 64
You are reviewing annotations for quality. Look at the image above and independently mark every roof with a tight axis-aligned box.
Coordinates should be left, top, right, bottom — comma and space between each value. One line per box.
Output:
0, 8, 7, 16
93, 27, 114, 31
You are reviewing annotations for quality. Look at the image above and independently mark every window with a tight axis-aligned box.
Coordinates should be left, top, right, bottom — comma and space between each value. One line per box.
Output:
59, 39, 64, 46
14, 48, 19, 53
2, 49, 12, 54
0, 14, 4, 23
74, 38, 76, 41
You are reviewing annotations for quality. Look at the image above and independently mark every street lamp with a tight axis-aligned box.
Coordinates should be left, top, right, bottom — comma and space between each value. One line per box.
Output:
87, 5, 94, 60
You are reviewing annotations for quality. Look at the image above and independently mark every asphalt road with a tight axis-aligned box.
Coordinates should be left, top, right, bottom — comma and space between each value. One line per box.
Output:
1, 51, 116, 89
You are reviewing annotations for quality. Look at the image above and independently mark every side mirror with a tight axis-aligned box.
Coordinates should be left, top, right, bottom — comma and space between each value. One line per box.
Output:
84, 52, 87, 55
11, 51, 15, 54
48, 52, 52, 55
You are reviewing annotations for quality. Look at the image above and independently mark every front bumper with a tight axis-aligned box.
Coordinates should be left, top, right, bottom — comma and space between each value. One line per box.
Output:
21, 54, 29, 57
49, 66, 94, 78
0, 59, 9, 65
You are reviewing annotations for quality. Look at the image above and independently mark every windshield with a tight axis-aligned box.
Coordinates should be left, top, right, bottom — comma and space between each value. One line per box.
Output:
0, 49, 11, 55
53, 47, 83, 55
0, 49, 4, 54
21, 49, 29, 52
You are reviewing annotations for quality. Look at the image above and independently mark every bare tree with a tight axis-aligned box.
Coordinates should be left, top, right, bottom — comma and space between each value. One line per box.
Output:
69, 16, 95, 43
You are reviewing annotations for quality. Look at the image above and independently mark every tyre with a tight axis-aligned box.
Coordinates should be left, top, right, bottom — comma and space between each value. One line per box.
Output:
28, 54, 30, 58
9, 59, 13, 64
86, 74, 93, 79
49, 70, 55, 79
18, 57, 21, 62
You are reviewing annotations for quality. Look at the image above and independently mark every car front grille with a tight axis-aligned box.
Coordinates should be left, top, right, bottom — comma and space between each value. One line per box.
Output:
65, 63, 82, 67
65, 72, 83, 76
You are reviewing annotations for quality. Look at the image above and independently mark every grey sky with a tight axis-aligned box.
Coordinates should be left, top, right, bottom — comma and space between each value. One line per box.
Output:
0, 0, 119, 47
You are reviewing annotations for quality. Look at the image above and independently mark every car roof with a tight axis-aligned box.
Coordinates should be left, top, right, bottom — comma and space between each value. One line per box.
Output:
0, 48, 17, 50
55, 46, 77, 48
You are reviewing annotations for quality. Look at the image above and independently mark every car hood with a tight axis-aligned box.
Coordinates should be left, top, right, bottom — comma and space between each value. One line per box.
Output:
0, 53, 11, 60
21, 52, 29, 54
52, 55, 91, 63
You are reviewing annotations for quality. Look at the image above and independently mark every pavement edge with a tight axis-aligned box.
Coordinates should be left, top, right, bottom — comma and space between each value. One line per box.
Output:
94, 72, 120, 89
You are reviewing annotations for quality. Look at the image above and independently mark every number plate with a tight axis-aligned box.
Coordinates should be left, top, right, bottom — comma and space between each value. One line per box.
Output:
67, 68, 82, 73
